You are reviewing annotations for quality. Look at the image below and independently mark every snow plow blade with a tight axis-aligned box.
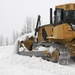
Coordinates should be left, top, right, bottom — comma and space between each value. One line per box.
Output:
18, 50, 51, 60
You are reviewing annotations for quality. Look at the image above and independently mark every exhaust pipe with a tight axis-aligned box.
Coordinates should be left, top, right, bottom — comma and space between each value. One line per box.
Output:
50, 8, 52, 24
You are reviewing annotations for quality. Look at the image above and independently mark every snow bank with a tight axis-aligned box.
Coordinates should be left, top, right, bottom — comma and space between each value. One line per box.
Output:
0, 45, 15, 58
0, 31, 75, 75
13, 31, 35, 53
17, 31, 35, 41
0, 45, 75, 75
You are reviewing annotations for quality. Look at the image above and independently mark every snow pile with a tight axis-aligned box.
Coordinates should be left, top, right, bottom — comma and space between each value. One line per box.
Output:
13, 31, 35, 53
0, 32, 75, 75
32, 46, 49, 51
38, 46, 49, 51
49, 46, 56, 55
0, 45, 15, 58
17, 31, 35, 41
0, 45, 75, 75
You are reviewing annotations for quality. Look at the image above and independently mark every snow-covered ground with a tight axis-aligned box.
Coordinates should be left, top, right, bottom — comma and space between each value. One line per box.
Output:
0, 45, 75, 75
0, 32, 75, 75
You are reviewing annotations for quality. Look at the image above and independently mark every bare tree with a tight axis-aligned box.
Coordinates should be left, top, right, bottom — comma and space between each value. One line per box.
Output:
0, 35, 3, 46
15, 32, 19, 40
12, 31, 20, 44
21, 16, 35, 35
31, 18, 36, 31
6, 38, 9, 45
13, 31, 16, 44
21, 25, 27, 35
26, 17, 32, 33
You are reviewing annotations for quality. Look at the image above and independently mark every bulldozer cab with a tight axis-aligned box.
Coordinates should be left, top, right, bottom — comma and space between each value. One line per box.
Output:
54, 3, 75, 30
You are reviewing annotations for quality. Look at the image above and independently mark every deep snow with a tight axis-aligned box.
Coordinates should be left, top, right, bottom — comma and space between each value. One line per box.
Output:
0, 32, 75, 75
0, 45, 75, 75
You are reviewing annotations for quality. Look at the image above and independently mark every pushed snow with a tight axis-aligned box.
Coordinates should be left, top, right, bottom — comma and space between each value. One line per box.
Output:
17, 31, 35, 41
14, 31, 35, 53
0, 45, 75, 75
49, 46, 56, 55
33, 46, 49, 51
0, 32, 75, 75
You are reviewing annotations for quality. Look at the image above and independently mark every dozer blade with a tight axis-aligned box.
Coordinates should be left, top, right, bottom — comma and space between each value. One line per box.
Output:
18, 50, 51, 60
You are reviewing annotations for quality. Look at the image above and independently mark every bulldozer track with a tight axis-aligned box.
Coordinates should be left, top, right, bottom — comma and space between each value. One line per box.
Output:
18, 40, 70, 65
51, 42, 70, 65
32, 42, 70, 65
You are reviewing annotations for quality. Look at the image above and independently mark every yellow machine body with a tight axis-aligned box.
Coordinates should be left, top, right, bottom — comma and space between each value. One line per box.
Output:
38, 24, 53, 42
50, 23, 75, 57
38, 3, 75, 58
18, 3, 75, 64
18, 36, 35, 50
56, 3, 75, 10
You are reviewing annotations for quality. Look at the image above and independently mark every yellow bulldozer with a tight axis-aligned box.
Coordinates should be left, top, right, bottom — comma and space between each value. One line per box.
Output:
18, 3, 75, 65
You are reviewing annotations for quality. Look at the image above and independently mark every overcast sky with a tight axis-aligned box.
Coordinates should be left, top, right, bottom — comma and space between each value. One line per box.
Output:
0, 0, 75, 38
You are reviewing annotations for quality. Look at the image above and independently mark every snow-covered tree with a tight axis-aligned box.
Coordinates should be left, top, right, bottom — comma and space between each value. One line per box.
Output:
21, 16, 35, 35
21, 25, 27, 35
6, 38, 9, 45
0, 35, 3, 46
12, 31, 20, 44
26, 17, 32, 33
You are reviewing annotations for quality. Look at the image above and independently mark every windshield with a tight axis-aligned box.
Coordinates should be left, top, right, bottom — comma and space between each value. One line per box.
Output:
65, 10, 75, 30
56, 10, 61, 23
65, 10, 75, 19
54, 9, 63, 25
65, 10, 75, 24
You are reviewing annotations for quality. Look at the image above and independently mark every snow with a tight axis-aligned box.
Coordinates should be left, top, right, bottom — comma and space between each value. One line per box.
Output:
17, 31, 35, 41
0, 32, 75, 75
15, 31, 56, 55
14, 31, 35, 52
19, 43, 29, 52
0, 45, 75, 75
49, 46, 56, 55
33, 46, 49, 51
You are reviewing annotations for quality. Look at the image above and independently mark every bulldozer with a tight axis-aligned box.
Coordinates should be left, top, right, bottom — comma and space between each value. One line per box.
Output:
18, 3, 75, 65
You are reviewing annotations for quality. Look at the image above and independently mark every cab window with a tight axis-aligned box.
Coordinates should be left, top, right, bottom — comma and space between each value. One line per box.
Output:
54, 9, 63, 26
